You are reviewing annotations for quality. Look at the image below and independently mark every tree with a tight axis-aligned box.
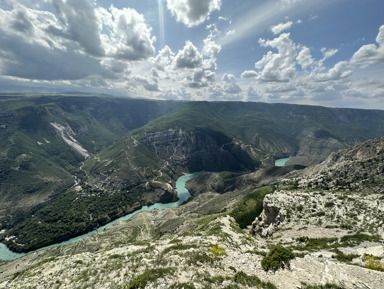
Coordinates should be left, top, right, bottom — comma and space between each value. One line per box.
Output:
261, 245, 295, 272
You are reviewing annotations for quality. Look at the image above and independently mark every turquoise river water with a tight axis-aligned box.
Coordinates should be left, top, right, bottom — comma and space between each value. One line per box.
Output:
275, 158, 290, 167
0, 171, 208, 261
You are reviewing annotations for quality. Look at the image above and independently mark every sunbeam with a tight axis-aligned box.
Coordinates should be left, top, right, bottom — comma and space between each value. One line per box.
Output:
158, 0, 165, 48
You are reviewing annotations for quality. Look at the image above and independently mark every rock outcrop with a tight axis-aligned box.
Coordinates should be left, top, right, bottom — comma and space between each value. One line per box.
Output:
250, 194, 286, 237
290, 137, 384, 192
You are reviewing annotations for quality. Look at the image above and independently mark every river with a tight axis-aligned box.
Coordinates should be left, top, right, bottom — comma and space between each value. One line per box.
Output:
275, 157, 290, 167
0, 171, 208, 261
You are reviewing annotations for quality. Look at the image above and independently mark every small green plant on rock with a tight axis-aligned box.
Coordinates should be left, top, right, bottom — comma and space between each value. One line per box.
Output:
209, 244, 227, 257
301, 283, 345, 289
261, 245, 295, 272
233, 271, 277, 288
364, 255, 384, 272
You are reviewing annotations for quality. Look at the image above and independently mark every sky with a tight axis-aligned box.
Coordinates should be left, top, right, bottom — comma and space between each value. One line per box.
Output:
0, 0, 384, 109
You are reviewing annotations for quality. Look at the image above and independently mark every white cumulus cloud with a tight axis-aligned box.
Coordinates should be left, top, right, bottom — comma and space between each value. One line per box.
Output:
103, 6, 155, 61
222, 73, 241, 94
270, 21, 293, 35
296, 46, 314, 70
254, 33, 297, 82
351, 25, 384, 66
174, 41, 203, 69
166, 0, 221, 27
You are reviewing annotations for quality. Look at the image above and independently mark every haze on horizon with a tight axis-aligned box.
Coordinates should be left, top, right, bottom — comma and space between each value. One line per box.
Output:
0, 0, 383, 109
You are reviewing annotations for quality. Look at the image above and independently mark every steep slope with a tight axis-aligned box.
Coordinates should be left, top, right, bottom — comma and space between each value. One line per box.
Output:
0, 94, 182, 251
1, 170, 383, 289
289, 136, 384, 192
2, 98, 384, 252
84, 101, 384, 196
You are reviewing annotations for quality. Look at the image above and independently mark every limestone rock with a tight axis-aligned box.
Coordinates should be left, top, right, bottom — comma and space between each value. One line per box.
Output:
250, 193, 286, 237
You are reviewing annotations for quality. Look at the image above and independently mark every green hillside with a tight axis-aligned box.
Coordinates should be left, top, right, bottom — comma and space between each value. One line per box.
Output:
2, 96, 384, 252
0, 93, 182, 251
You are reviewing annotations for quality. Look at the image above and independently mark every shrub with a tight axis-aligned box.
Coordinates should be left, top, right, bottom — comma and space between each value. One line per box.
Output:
340, 233, 380, 245
233, 271, 260, 286
209, 244, 227, 257
233, 271, 277, 288
261, 245, 295, 272
301, 283, 345, 289
331, 249, 358, 262
230, 186, 274, 228
127, 267, 176, 289
324, 201, 335, 208
364, 255, 384, 272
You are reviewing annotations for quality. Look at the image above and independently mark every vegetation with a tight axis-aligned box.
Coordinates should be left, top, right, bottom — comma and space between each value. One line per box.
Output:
261, 245, 295, 272
3, 93, 384, 253
364, 255, 384, 272
332, 249, 358, 263
232, 271, 277, 288
209, 244, 227, 257
301, 283, 345, 289
127, 267, 176, 289
230, 186, 274, 228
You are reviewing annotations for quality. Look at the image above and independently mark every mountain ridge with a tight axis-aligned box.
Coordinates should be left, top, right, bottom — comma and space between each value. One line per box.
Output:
2, 94, 384, 252
1, 135, 384, 288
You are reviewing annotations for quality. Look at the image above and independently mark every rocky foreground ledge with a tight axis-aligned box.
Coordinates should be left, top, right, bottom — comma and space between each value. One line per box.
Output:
1, 187, 383, 289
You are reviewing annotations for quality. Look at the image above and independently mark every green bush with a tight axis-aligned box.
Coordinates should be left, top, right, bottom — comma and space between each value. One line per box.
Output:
230, 186, 274, 228
233, 271, 276, 288
332, 249, 358, 262
127, 267, 176, 289
209, 244, 227, 257
261, 245, 295, 272
301, 283, 345, 289
364, 255, 384, 272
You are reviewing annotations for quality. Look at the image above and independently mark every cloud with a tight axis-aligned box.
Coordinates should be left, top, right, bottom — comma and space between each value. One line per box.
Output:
134, 75, 159, 92
0, 31, 110, 81
11, 9, 34, 34
104, 6, 155, 61
270, 21, 293, 35
0, 4, 112, 81
253, 33, 297, 82
351, 25, 384, 66
238, 28, 362, 107
167, 0, 221, 27
312, 61, 352, 82
174, 41, 203, 69
222, 73, 241, 94
241, 70, 258, 79
225, 29, 235, 37
280, 0, 302, 7
203, 38, 221, 58
321, 48, 338, 61
296, 46, 314, 70
52, 0, 104, 57
0, 1, 156, 84
153, 45, 174, 71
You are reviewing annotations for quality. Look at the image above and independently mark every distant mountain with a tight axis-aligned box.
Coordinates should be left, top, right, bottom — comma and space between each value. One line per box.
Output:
84, 101, 384, 193
2, 136, 384, 289
0, 93, 182, 251
2, 95, 384, 252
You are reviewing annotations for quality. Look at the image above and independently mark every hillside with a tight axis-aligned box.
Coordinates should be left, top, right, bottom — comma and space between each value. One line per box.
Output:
0, 94, 182, 251
1, 137, 384, 288
288, 136, 384, 193
2, 96, 384, 252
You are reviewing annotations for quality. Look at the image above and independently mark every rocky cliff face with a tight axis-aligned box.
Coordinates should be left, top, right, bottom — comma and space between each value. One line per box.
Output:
139, 128, 258, 172
290, 137, 384, 192
250, 195, 286, 237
